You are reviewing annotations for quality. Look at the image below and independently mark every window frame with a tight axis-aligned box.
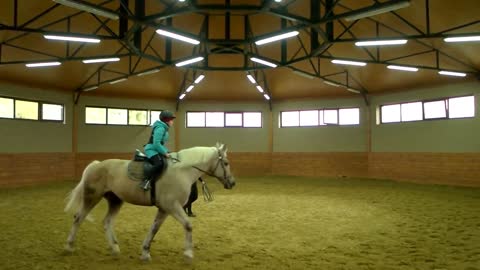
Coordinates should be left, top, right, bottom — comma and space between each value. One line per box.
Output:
280, 107, 360, 127
379, 94, 475, 124
85, 105, 161, 126
0, 95, 64, 123
186, 111, 263, 128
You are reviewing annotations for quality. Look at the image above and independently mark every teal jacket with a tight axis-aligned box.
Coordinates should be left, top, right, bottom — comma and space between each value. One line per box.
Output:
144, 120, 170, 158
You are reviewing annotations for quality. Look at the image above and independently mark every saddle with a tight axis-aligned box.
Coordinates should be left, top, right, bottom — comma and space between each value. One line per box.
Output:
127, 149, 166, 182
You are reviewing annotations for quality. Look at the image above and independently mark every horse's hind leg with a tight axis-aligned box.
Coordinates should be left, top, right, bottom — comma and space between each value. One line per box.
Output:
140, 209, 168, 261
169, 203, 194, 261
103, 192, 123, 255
65, 186, 103, 252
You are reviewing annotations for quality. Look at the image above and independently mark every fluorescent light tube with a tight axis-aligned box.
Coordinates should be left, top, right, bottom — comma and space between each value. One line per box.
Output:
438, 70, 467, 77
293, 70, 315, 79
444, 36, 480, 43
387, 65, 419, 72
250, 57, 277, 68
355, 39, 407, 46
324, 81, 343, 87
186, 85, 194, 92
136, 69, 160, 76
346, 88, 361, 94
256, 86, 264, 93
44, 35, 100, 43
194, 75, 205, 84
179, 93, 186, 100
53, 0, 119, 20
175, 57, 204, 67
255, 31, 299, 45
247, 74, 256, 84
156, 29, 200, 45
331, 59, 367, 66
82, 57, 120, 64
344, 0, 411, 21
264, 94, 270, 100
274, 0, 282, 2
26, 61, 61, 67
109, 78, 127, 84
83, 86, 98, 91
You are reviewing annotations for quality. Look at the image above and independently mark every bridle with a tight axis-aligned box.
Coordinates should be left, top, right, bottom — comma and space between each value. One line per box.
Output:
192, 149, 230, 184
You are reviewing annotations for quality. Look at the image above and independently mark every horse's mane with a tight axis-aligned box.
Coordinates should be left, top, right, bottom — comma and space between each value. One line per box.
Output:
172, 146, 216, 168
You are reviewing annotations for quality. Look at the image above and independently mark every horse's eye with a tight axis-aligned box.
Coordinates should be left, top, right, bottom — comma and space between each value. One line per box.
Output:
224, 162, 229, 166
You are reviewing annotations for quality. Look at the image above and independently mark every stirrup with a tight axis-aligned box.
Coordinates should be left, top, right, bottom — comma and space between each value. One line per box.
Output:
140, 179, 151, 190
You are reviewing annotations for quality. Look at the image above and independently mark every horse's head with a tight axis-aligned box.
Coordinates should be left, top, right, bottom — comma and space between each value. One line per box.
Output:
211, 142, 236, 189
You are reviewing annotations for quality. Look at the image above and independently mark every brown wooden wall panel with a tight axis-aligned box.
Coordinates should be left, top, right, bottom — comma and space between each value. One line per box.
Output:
0, 153, 75, 187
368, 152, 480, 187
228, 152, 272, 176
1, 152, 479, 187
272, 152, 369, 178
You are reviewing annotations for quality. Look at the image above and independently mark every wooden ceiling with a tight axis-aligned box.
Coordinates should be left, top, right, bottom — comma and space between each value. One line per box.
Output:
0, 0, 479, 102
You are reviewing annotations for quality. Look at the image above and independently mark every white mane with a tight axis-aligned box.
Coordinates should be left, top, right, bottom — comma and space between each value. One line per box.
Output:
172, 146, 217, 169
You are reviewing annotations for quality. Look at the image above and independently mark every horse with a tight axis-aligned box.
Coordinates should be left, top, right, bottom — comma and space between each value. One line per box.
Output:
64, 143, 235, 261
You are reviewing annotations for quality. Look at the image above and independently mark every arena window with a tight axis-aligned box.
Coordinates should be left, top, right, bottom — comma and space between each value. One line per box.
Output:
86, 106, 161, 126
0, 96, 64, 122
186, 111, 262, 128
380, 95, 475, 124
280, 108, 359, 127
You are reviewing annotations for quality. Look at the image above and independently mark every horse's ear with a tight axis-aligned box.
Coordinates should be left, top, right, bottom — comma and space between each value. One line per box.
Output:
216, 142, 221, 148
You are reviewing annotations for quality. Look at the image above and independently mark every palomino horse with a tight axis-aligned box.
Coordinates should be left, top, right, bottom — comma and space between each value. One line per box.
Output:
64, 143, 235, 261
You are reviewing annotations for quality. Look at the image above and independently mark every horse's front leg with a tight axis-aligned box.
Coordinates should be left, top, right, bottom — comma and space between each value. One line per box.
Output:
170, 203, 194, 261
140, 209, 168, 261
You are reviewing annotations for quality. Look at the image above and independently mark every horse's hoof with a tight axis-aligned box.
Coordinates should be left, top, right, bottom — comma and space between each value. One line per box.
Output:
140, 253, 151, 262
183, 250, 194, 263
111, 245, 121, 256
64, 244, 75, 253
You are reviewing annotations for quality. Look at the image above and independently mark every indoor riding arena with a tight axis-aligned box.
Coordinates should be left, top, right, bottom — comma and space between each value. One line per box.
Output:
1, 1, 479, 269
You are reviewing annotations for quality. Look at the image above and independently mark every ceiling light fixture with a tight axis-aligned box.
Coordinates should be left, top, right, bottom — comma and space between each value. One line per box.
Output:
52, 0, 119, 20
355, 39, 408, 46
264, 94, 271, 100
44, 34, 101, 43
438, 70, 467, 77
109, 78, 127, 84
293, 70, 315, 79
194, 75, 205, 84
250, 57, 277, 68
387, 65, 419, 72
25, 61, 61, 67
179, 93, 186, 99
255, 31, 299, 45
331, 59, 367, 66
175, 57, 204, 67
82, 57, 120, 64
83, 85, 98, 91
156, 29, 200, 45
186, 85, 195, 92
444, 36, 480, 43
346, 88, 361, 94
136, 69, 160, 76
324, 80, 343, 87
247, 74, 256, 84
256, 86, 264, 93
344, 0, 411, 21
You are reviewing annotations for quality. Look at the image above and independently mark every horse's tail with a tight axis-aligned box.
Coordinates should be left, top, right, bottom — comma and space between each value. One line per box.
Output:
64, 160, 101, 213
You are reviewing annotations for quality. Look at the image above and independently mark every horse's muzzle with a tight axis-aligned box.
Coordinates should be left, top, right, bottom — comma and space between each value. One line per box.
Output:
224, 178, 236, 189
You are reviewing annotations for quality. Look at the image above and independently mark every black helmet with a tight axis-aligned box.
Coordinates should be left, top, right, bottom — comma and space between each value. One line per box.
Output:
160, 110, 176, 122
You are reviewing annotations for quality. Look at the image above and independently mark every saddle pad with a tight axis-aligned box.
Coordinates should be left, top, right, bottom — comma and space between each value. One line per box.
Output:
127, 160, 144, 182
